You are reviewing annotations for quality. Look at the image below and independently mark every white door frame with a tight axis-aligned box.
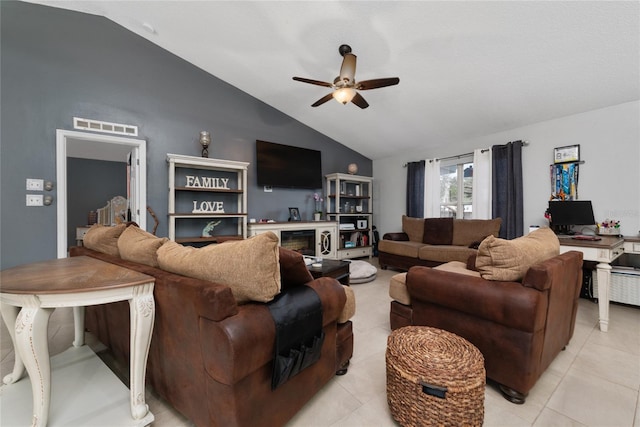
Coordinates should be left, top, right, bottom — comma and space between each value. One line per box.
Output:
56, 129, 147, 258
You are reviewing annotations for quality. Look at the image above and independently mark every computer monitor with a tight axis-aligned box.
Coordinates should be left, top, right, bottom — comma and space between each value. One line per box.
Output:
547, 200, 595, 234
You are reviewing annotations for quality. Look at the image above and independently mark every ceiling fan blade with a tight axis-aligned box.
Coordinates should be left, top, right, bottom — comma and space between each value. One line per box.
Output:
351, 92, 369, 109
292, 77, 332, 88
311, 93, 335, 107
339, 53, 357, 83
355, 77, 400, 90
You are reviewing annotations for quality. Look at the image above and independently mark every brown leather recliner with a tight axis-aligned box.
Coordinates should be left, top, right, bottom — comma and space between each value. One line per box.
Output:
390, 250, 583, 403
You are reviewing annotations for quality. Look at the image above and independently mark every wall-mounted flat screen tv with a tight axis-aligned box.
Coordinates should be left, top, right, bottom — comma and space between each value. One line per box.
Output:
256, 140, 322, 189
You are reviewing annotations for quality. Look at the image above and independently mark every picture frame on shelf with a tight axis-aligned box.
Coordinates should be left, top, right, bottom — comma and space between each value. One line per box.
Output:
553, 144, 580, 164
288, 207, 301, 221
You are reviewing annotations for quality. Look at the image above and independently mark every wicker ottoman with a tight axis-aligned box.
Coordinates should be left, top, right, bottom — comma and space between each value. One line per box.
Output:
386, 326, 485, 426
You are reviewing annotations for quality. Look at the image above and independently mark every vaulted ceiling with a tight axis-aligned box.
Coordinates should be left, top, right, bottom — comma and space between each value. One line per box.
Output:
25, 1, 640, 160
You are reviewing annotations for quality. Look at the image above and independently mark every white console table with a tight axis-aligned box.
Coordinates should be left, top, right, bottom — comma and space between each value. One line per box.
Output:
248, 221, 338, 259
0, 256, 155, 427
558, 235, 624, 332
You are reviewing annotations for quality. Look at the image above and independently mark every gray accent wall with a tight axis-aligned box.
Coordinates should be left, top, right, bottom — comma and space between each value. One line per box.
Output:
0, 2, 371, 268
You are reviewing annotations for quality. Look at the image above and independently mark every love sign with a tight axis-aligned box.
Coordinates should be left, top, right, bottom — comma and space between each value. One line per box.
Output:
192, 200, 225, 213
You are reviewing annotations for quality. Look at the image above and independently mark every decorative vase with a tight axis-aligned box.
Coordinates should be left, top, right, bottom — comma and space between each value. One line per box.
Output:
314, 213, 321, 221
199, 131, 211, 158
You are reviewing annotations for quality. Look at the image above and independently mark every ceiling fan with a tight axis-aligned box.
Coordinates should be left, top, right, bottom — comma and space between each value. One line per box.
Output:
293, 44, 400, 109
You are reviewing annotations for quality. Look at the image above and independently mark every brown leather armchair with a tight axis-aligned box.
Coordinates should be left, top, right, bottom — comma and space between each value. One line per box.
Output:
390, 250, 583, 403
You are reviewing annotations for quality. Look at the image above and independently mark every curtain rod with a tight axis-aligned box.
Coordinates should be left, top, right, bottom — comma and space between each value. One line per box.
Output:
403, 140, 529, 167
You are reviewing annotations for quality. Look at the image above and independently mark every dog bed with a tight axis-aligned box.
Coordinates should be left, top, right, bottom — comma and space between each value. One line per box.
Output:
349, 260, 378, 284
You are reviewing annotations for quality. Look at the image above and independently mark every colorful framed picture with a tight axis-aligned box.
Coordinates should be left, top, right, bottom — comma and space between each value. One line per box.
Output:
553, 145, 580, 164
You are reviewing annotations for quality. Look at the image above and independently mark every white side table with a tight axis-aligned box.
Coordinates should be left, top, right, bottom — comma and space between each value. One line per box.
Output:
75, 226, 92, 246
559, 235, 624, 332
0, 256, 155, 427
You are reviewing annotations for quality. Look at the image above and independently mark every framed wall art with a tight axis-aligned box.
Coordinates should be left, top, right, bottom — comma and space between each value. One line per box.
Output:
553, 145, 580, 164
550, 163, 579, 200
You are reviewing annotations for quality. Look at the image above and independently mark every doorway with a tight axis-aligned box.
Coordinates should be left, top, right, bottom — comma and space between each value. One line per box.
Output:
56, 129, 146, 258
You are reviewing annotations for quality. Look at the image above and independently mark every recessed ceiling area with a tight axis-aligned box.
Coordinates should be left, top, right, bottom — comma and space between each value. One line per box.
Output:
24, 1, 640, 160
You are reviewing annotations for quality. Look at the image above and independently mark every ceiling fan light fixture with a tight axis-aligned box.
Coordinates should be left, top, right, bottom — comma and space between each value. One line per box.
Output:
293, 44, 399, 109
333, 87, 356, 104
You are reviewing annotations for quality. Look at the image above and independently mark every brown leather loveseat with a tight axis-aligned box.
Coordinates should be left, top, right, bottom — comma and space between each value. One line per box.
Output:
389, 228, 583, 403
70, 225, 354, 427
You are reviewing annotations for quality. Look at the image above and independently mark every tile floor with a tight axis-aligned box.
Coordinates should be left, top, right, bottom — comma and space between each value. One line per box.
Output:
2, 261, 639, 426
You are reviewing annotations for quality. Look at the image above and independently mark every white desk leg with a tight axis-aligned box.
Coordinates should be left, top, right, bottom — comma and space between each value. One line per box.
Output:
128, 283, 155, 420
72, 306, 85, 347
15, 304, 54, 427
0, 303, 26, 384
596, 263, 612, 332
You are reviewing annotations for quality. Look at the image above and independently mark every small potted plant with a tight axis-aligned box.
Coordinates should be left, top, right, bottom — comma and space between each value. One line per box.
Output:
313, 193, 324, 221
597, 219, 621, 236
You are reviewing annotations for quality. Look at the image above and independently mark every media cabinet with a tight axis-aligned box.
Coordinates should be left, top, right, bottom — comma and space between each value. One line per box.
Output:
248, 221, 338, 259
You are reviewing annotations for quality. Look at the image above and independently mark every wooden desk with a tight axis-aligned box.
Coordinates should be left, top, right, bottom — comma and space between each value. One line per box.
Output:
0, 256, 155, 427
558, 236, 624, 332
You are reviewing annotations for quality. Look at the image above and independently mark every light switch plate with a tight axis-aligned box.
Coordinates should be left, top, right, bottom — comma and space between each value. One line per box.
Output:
26, 194, 44, 206
26, 178, 44, 191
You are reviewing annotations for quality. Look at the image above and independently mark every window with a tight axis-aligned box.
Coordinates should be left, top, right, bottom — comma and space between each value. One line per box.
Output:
439, 157, 473, 218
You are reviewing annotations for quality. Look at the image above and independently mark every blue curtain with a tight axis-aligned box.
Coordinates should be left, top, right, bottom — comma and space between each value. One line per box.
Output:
492, 141, 523, 239
406, 161, 425, 217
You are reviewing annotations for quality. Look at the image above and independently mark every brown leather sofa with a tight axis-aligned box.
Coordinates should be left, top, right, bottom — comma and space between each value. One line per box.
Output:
389, 243, 583, 403
70, 245, 353, 427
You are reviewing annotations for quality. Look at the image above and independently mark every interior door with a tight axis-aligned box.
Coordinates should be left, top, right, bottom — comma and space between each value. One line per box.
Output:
56, 129, 146, 258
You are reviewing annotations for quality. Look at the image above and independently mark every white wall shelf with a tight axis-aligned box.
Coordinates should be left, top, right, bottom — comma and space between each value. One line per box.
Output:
167, 154, 248, 245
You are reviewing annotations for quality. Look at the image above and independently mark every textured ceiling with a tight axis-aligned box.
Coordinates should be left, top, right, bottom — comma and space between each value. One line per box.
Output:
25, 1, 640, 160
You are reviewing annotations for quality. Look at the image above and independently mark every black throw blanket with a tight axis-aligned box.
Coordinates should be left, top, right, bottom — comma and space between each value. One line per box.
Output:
267, 285, 324, 390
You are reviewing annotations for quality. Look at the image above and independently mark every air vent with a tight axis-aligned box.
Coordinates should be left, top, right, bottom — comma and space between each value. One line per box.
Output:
73, 117, 138, 137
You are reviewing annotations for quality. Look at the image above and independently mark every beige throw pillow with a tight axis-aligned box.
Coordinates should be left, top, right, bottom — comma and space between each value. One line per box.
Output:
83, 223, 127, 257
117, 226, 168, 267
157, 231, 281, 303
475, 227, 559, 281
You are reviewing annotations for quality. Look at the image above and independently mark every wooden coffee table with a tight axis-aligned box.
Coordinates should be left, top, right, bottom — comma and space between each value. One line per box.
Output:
308, 259, 351, 285
0, 256, 155, 427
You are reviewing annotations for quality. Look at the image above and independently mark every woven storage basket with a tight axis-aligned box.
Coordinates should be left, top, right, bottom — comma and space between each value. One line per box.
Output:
386, 326, 485, 427
593, 269, 640, 306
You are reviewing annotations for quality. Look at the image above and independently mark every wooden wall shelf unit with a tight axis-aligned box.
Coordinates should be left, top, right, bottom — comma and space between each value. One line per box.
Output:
325, 173, 373, 259
167, 154, 248, 245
